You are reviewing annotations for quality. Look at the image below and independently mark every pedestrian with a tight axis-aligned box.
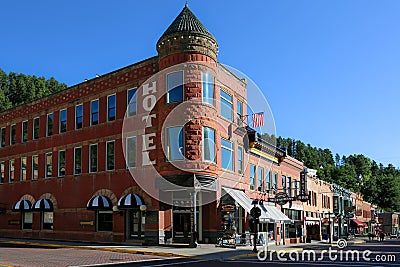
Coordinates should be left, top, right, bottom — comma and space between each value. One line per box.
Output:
380, 231, 385, 242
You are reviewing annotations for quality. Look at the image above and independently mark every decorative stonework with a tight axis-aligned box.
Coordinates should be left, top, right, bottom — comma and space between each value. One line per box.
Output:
92, 189, 118, 205
19, 194, 35, 204
38, 193, 58, 210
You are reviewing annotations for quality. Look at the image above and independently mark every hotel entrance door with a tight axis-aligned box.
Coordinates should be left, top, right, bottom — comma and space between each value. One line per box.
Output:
173, 212, 191, 240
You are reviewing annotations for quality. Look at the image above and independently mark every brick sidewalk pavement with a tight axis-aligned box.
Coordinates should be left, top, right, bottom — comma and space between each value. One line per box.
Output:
0, 247, 165, 267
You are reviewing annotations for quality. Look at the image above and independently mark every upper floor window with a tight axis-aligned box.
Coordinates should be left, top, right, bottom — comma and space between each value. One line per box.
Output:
32, 155, 38, 180
58, 150, 66, 177
167, 71, 183, 103
74, 147, 82, 175
9, 159, 14, 183
22, 121, 28, 142
258, 167, 264, 192
127, 88, 137, 117
89, 144, 98, 173
33, 117, 39, 140
293, 180, 298, 196
287, 176, 291, 196
166, 126, 184, 161
273, 172, 278, 193
107, 95, 116, 122
250, 164, 256, 190
46, 113, 53, 136
45, 152, 52, 178
126, 137, 137, 168
282, 175, 286, 193
10, 124, 16, 145
237, 145, 243, 174
20, 157, 27, 181
202, 126, 215, 163
0, 127, 5, 147
59, 109, 67, 133
106, 141, 115, 171
91, 100, 99, 126
202, 72, 214, 105
266, 171, 271, 191
237, 100, 244, 126
75, 104, 83, 129
0, 161, 4, 183
221, 138, 233, 171
220, 90, 233, 121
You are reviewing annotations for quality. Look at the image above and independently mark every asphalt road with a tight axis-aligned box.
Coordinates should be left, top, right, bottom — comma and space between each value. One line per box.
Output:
110, 239, 400, 267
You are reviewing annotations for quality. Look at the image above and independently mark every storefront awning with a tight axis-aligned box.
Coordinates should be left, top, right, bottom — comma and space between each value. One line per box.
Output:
118, 194, 145, 209
222, 187, 291, 224
12, 200, 32, 212
350, 218, 368, 228
87, 196, 113, 211
33, 199, 53, 212
259, 204, 292, 224
222, 187, 252, 212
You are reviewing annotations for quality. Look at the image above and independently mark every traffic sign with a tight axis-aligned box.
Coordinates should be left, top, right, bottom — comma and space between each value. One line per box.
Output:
250, 206, 261, 219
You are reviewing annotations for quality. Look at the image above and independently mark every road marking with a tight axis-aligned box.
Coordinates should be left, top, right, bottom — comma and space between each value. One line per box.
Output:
70, 258, 168, 267
140, 259, 210, 267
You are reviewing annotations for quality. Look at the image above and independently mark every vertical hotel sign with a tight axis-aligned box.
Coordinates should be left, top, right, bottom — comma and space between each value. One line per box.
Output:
141, 81, 157, 166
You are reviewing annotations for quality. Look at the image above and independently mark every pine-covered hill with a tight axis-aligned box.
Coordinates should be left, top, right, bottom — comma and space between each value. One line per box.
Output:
262, 134, 400, 212
0, 68, 67, 112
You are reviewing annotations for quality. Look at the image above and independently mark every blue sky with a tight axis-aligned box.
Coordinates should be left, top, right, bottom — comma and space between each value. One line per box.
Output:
1, 1, 399, 166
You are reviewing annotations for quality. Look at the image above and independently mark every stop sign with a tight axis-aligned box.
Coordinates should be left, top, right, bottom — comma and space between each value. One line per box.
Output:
250, 206, 261, 219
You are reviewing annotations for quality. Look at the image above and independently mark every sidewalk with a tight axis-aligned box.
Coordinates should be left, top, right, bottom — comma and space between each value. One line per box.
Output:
0, 237, 309, 261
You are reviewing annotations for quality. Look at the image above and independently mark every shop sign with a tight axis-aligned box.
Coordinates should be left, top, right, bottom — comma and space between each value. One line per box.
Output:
275, 193, 295, 206
221, 204, 236, 212
300, 171, 307, 194
297, 194, 310, 202
8, 220, 20, 225
79, 220, 94, 226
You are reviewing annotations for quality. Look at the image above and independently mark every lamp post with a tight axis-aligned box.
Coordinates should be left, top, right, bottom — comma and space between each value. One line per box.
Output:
327, 210, 332, 244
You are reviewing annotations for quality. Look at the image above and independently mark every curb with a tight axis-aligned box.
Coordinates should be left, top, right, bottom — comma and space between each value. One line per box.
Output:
0, 240, 194, 259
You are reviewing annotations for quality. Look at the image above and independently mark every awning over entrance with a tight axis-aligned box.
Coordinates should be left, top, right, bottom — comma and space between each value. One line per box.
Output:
118, 194, 145, 209
222, 187, 252, 212
222, 187, 291, 224
12, 200, 32, 212
350, 218, 368, 228
259, 204, 292, 224
87, 196, 113, 211
33, 199, 53, 212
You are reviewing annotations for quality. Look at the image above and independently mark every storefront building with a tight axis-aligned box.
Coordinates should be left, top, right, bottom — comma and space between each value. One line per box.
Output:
0, 5, 306, 245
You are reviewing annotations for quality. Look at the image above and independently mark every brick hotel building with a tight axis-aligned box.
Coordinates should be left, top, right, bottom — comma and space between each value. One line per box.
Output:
0, 5, 307, 245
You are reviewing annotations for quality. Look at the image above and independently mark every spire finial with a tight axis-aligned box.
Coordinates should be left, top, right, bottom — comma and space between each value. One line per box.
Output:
185, 1, 188, 7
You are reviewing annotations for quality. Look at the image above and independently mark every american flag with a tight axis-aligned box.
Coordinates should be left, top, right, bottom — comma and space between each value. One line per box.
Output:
252, 112, 264, 128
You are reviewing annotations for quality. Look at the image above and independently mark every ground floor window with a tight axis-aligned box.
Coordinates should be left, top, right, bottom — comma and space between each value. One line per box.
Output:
22, 212, 32, 230
97, 211, 113, 232
42, 212, 53, 230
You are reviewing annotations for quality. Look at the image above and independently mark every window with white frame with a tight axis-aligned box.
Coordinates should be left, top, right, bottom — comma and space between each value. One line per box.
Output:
166, 126, 184, 161
89, 144, 98, 173
22, 121, 28, 142
250, 164, 256, 190
202, 126, 215, 162
45, 153, 52, 178
91, 99, 99, 125
32, 155, 38, 180
126, 137, 137, 168
106, 141, 115, 171
107, 95, 116, 121
220, 90, 233, 121
97, 210, 113, 232
237, 145, 243, 174
9, 159, 14, 183
202, 72, 214, 105
46, 113, 53, 136
282, 175, 286, 193
10, 124, 16, 144
287, 176, 291, 196
266, 170, 271, 191
58, 150, 66, 177
0, 161, 4, 183
258, 167, 264, 192
74, 147, 82, 175
127, 88, 137, 117
167, 71, 183, 103
33, 118, 39, 140
237, 100, 244, 126
273, 172, 278, 193
0, 127, 5, 147
20, 157, 27, 181
75, 104, 83, 129
59, 109, 67, 133
221, 138, 233, 171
